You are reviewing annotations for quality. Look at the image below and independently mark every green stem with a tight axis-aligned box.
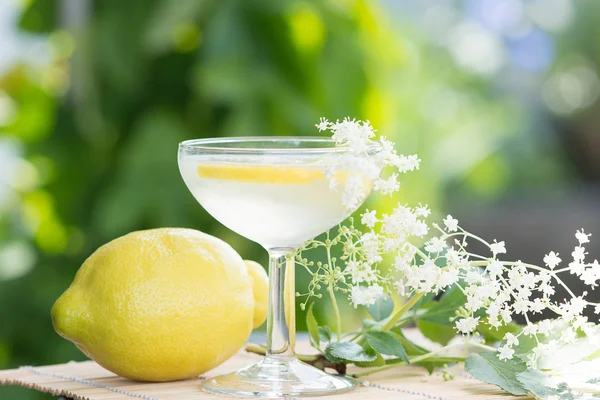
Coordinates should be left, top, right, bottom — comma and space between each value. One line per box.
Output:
328, 285, 342, 341
351, 341, 495, 378
324, 238, 342, 341
381, 292, 425, 331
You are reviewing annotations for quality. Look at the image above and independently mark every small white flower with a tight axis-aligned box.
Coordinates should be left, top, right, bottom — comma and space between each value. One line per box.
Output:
498, 345, 515, 360
569, 261, 585, 276
560, 328, 576, 343
360, 210, 378, 228
345, 261, 377, 284
437, 268, 460, 288
409, 221, 429, 237
504, 333, 519, 347
350, 284, 384, 308
501, 308, 513, 324
425, 237, 447, 253
543, 251, 562, 270
315, 117, 330, 131
522, 324, 538, 336
486, 259, 503, 277
570, 295, 587, 315
576, 229, 591, 245
373, 174, 400, 195
443, 215, 459, 232
394, 255, 410, 271
414, 204, 431, 217
540, 283, 555, 297
487, 302, 500, 318
537, 319, 552, 335
455, 316, 480, 334
445, 249, 462, 265
488, 316, 502, 328
513, 300, 530, 315
530, 298, 546, 314
490, 240, 506, 255
394, 154, 421, 172
580, 265, 600, 287
465, 270, 483, 285
466, 295, 484, 311
572, 246, 586, 263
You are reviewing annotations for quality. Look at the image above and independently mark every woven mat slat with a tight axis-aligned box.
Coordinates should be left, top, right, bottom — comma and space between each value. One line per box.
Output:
0, 341, 526, 400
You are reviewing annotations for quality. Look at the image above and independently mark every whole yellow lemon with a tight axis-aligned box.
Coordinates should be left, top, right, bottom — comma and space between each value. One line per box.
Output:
51, 228, 268, 382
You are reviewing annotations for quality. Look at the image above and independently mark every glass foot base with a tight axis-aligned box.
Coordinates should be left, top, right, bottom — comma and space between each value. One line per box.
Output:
201, 357, 359, 398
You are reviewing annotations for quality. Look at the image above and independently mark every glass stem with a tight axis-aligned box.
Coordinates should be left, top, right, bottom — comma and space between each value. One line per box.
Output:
266, 248, 296, 359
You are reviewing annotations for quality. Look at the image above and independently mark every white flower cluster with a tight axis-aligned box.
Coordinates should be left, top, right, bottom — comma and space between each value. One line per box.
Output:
349, 206, 600, 366
309, 117, 600, 368
316, 117, 420, 209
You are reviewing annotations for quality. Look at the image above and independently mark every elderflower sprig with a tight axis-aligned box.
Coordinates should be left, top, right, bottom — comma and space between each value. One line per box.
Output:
315, 117, 420, 209
283, 117, 600, 399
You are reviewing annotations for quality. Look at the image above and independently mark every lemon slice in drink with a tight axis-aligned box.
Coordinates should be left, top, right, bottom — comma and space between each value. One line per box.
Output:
197, 164, 327, 184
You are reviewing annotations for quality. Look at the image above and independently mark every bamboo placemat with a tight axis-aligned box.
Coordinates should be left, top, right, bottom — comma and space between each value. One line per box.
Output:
0, 341, 524, 400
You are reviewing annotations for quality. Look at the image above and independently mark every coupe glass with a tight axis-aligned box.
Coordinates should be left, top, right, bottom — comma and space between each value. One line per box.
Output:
178, 137, 382, 397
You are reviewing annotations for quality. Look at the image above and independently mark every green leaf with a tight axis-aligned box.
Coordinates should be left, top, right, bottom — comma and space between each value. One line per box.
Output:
391, 330, 451, 373
511, 333, 537, 363
355, 352, 386, 368
306, 303, 320, 348
366, 295, 394, 321
392, 330, 429, 356
366, 331, 409, 364
417, 320, 456, 346
418, 287, 466, 325
363, 319, 384, 330
465, 352, 528, 396
324, 342, 377, 363
318, 326, 332, 343
516, 369, 569, 399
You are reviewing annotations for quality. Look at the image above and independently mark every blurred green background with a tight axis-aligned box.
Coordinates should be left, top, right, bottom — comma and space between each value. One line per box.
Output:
1, 0, 600, 398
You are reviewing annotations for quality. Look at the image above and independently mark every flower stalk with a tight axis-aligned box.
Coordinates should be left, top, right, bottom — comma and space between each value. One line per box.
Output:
381, 292, 425, 332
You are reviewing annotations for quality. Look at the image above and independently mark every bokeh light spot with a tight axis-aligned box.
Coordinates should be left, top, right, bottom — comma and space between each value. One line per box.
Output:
0, 241, 36, 280
287, 3, 325, 54
48, 30, 75, 60
526, 0, 573, 32
465, 0, 523, 34
448, 21, 505, 75
465, 155, 510, 197
170, 22, 201, 53
22, 190, 69, 253
0, 90, 17, 126
542, 65, 600, 116
507, 28, 554, 71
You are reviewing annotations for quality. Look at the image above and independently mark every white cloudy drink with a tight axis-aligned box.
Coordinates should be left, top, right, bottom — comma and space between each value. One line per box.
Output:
179, 157, 368, 248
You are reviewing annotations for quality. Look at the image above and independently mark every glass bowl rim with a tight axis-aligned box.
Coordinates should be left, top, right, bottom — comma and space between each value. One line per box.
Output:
178, 136, 382, 154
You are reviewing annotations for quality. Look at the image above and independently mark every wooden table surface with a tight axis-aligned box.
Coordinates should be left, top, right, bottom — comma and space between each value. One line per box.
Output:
0, 337, 524, 400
